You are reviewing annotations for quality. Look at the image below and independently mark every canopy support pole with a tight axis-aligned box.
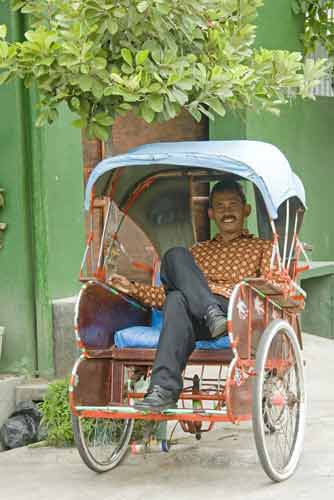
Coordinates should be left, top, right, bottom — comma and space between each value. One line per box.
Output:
282, 200, 290, 268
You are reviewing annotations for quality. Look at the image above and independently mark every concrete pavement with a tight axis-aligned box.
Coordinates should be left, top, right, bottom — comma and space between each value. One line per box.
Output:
0, 333, 333, 500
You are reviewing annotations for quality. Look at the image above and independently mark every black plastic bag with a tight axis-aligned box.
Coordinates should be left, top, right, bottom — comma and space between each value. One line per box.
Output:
0, 401, 42, 450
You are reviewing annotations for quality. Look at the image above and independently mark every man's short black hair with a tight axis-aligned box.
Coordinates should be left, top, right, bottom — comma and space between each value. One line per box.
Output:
209, 179, 246, 208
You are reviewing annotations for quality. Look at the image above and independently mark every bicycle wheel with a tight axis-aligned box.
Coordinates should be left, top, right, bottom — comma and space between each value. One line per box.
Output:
252, 319, 306, 482
72, 414, 134, 473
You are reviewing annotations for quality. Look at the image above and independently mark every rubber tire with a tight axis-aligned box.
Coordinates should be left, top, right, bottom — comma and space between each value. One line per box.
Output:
72, 415, 134, 473
252, 319, 306, 482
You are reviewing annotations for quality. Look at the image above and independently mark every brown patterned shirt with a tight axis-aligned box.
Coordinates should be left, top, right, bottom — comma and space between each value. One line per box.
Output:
129, 232, 275, 310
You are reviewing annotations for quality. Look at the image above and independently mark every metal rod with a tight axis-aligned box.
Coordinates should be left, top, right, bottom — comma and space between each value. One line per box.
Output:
270, 219, 282, 271
80, 244, 90, 274
102, 212, 126, 269
287, 211, 299, 271
297, 237, 312, 267
90, 212, 95, 272
97, 199, 112, 270
282, 200, 290, 269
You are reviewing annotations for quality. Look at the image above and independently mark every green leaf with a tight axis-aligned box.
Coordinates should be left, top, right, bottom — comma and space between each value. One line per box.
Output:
171, 88, 188, 105
121, 48, 133, 67
11, 1, 25, 12
0, 25, 7, 40
113, 7, 127, 18
167, 73, 179, 86
156, 2, 170, 15
149, 83, 161, 92
0, 70, 11, 85
204, 97, 226, 117
78, 74, 93, 91
92, 123, 110, 141
137, 1, 149, 13
140, 102, 155, 123
0, 41, 9, 59
91, 79, 104, 99
35, 112, 48, 128
119, 103, 132, 110
72, 118, 86, 128
136, 50, 149, 66
187, 106, 202, 122
198, 105, 214, 121
107, 19, 118, 35
148, 94, 163, 112
70, 97, 80, 110
164, 99, 177, 119
95, 57, 107, 70
121, 63, 134, 75
94, 112, 114, 126
175, 79, 193, 91
291, 0, 301, 15
110, 73, 126, 85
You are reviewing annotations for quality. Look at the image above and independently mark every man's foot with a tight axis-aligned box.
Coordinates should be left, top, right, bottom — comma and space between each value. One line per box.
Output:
134, 385, 178, 413
204, 304, 227, 338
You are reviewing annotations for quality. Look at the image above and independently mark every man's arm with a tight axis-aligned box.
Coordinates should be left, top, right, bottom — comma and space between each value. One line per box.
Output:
109, 274, 166, 309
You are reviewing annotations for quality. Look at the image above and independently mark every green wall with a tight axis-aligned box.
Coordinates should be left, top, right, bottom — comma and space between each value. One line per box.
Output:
254, 0, 303, 52
247, 99, 334, 261
0, 8, 37, 374
0, 5, 84, 376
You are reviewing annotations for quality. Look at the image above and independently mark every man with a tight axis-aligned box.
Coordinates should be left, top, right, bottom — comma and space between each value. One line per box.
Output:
111, 179, 275, 412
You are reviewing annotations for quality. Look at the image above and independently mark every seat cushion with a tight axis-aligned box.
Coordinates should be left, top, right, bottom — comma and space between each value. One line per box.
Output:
114, 325, 231, 350
151, 309, 163, 329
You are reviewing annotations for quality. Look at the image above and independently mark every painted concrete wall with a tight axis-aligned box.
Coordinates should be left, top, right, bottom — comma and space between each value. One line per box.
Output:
0, 6, 84, 376
247, 99, 334, 261
0, 8, 37, 374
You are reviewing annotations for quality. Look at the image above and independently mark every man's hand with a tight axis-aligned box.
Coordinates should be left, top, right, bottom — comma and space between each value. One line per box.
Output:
109, 273, 132, 294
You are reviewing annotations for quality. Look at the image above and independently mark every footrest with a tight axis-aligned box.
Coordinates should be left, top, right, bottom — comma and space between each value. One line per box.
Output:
75, 405, 227, 416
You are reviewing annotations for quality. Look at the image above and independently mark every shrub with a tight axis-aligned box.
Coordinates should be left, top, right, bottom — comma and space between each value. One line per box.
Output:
0, 0, 328, 140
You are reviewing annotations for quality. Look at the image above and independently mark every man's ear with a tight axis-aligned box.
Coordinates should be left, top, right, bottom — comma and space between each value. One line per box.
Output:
244, 204, 251, 217
208, 208, 214, 220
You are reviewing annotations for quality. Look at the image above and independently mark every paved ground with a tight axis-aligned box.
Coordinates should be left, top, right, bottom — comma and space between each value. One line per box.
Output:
0, 334, 333, 500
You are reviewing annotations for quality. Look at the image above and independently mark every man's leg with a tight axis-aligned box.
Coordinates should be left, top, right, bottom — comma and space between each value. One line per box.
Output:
134, 290, 196, 411
194, 295, 230, 340
160, 247, 227, 338
134, 248, 229, 412
150, 293, 230, 394
134, 292, 229, 412
150, 290, 197, 395
160, 246, 222, 319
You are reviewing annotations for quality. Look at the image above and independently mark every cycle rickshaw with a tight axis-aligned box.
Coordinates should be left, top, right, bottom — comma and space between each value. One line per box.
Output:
69, 140, 308, 482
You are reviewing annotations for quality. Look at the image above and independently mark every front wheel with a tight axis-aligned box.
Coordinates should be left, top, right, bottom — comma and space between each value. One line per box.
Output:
72, 415, 134, 473
252, 320, 306, 482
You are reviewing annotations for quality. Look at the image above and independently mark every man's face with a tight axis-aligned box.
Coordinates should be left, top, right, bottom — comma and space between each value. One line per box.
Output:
208, 189, 251, 237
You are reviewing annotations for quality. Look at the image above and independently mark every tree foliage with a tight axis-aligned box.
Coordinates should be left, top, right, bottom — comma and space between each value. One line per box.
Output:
0, 0, 329, 140
292, 1, 334, 57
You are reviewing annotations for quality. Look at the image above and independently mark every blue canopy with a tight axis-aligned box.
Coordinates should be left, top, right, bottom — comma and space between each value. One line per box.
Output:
85, 140, 306, 219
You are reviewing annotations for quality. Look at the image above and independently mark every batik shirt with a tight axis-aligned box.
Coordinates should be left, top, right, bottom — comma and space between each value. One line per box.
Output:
129, 232, 275, 310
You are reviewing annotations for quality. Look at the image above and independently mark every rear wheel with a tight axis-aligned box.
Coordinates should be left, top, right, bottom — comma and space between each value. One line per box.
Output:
252, 319, 306, 482
72, 415, 134, 473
